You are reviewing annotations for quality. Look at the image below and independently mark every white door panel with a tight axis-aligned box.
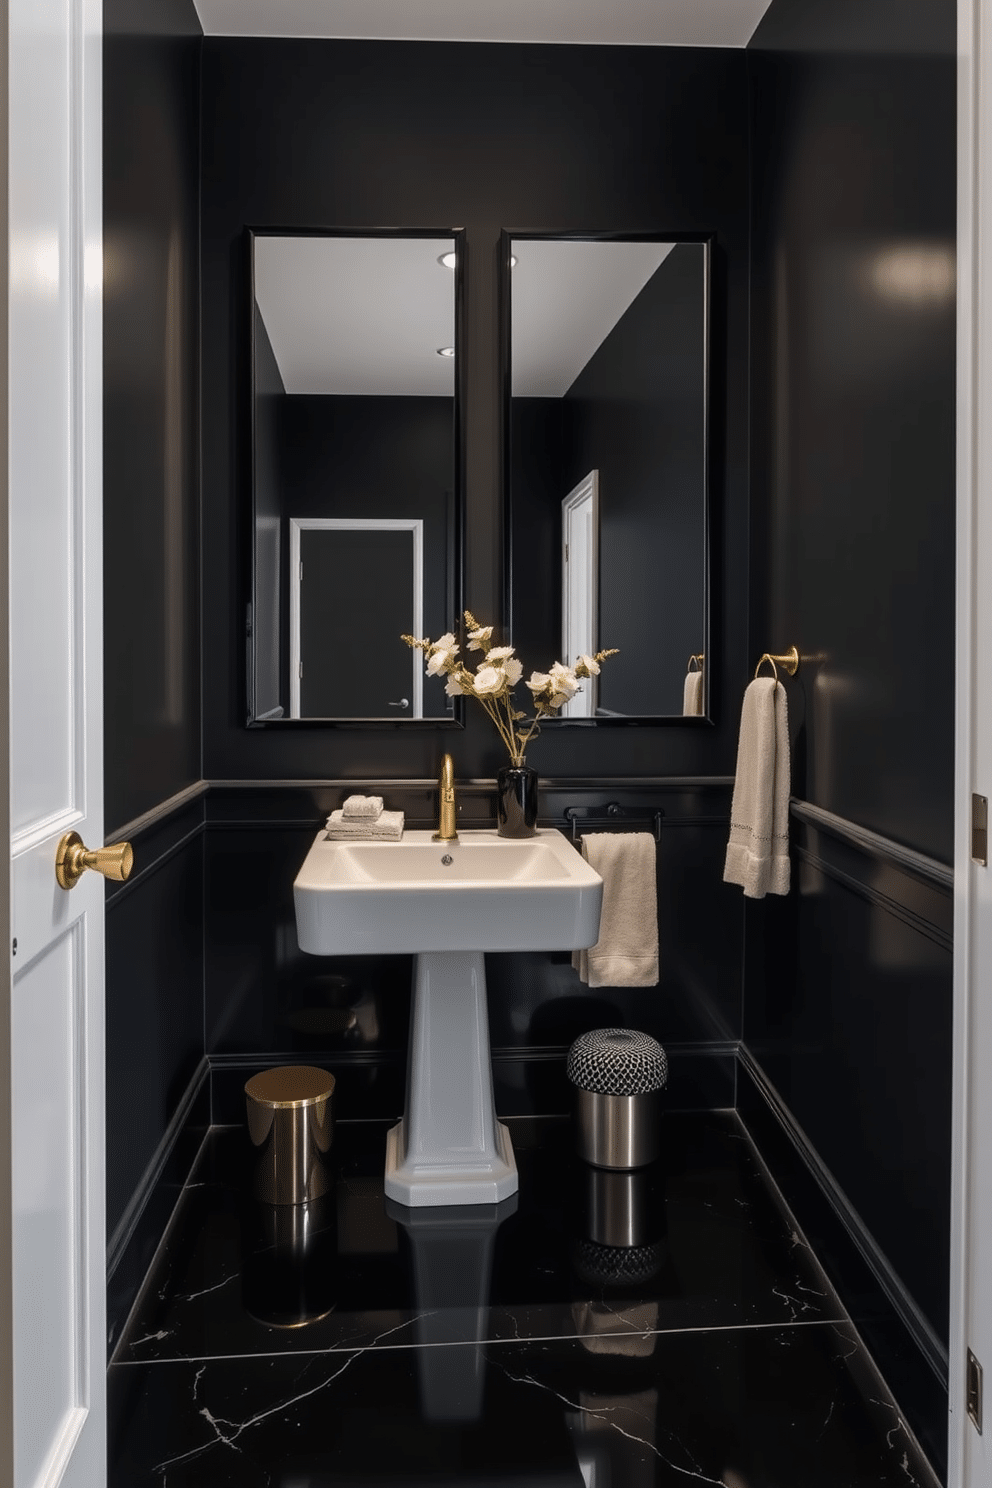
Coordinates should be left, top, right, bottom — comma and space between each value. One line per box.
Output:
12, 930, 87, 1488
7, 0, 106, 1484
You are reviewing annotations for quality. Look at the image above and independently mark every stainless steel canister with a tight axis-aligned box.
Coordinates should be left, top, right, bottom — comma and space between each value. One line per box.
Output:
575, 1087, 664, 1170
245, 1065, 335, 1205
567, 1029, 668, 1170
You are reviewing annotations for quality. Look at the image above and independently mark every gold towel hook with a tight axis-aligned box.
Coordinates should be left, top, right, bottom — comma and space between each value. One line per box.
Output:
754, 646, 800, 682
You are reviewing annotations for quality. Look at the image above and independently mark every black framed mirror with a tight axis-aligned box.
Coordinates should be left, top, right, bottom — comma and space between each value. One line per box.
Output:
247, 228, 464, 725
503, 232, 711, 723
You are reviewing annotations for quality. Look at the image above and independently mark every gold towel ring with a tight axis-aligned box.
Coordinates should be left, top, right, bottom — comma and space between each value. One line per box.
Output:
754, 646, 800, 682
687, 653, 704, 673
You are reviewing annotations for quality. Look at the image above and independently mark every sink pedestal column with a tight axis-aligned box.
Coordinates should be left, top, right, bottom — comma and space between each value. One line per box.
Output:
384, 951, 518, 1207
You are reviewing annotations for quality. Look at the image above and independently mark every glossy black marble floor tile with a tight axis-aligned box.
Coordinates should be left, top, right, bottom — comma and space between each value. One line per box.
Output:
110, 1324, 939, 1488
114, 1114, 846, 1365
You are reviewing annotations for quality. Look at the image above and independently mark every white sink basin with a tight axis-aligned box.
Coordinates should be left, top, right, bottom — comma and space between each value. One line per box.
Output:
293, 825, 604, 1208
294, 827, 603, 955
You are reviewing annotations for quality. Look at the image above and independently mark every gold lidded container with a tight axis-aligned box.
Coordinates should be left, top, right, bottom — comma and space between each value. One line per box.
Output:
245, 1065, 336, 1205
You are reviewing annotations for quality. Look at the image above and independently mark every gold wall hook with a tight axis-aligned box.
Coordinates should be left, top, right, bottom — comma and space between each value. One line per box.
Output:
754, 646, 800, 681
55, 831, 134, 891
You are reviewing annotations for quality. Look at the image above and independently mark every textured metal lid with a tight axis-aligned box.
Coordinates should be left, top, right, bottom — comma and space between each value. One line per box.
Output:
245, 1065, 336, 1109
567, 1029, 668, 1095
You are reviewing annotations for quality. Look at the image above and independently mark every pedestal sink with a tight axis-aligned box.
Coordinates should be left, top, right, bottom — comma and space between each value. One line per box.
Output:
294, 829, 603, 1206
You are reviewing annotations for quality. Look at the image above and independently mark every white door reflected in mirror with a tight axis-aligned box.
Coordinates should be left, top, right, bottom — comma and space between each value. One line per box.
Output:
561, 470, 599, 719
289, 517, 423, 719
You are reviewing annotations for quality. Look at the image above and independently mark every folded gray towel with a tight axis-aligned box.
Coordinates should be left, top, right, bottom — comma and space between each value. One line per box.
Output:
325, 809, 404, 841
341, 794, 384, 819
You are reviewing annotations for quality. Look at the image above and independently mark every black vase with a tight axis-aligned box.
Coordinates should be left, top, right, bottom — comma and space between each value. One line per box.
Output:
496, 764, 538, 838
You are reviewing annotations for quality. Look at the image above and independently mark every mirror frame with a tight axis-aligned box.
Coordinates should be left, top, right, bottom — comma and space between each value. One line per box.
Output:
245, 225, 467, 728
499, 229, 714, 726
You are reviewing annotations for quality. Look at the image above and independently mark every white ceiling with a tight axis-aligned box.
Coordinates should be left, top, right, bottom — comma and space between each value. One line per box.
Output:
511, 241, 674, 397
193, 0, 774, 48
255, 236, 457, 396
254, 237, 678, 399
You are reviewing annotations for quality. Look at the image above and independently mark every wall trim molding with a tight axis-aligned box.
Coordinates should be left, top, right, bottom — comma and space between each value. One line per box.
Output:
793, 844, 953, 954
205, 776, 737, 791
106, 1056, 210, 1279
790, 798, 953, 892
737, 1042, 948, 1386
106, 778, 208, 846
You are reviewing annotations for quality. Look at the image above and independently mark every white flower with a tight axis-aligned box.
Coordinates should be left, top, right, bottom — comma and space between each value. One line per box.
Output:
445, 676, 464, 696
473, 666, 503, 695
431, 632, 457, 654
426, 647, 456, 677
526, 672, 551, 694
576, 653, 600, 676
503, 657, 523, 685
467, 625, 493, 651
549, 662, 579, 698
487, 646, 515, 662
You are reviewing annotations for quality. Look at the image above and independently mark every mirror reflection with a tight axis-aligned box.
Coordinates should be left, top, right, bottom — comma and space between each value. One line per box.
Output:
249, 232, 460, 722
508, 237, 709, 720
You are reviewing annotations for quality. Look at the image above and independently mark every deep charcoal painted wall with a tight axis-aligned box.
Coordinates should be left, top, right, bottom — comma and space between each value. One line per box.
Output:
104, 0, 201, 834
744, 0, 955, 1467
200, 38, 750, 780
103, 0, 205, 1351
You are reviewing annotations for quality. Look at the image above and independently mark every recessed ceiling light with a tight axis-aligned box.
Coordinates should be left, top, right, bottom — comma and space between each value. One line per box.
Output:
438, 252, 457, 269
436, 346, 455, 358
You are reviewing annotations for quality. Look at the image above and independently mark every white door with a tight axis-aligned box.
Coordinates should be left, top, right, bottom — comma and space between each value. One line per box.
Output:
6, 1, 106, 1484
561, 471, 599, 719
953, 1, 992, 1483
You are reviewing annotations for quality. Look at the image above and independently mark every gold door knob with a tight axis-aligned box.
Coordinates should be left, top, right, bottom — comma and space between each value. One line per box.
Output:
55, 831, 134, 891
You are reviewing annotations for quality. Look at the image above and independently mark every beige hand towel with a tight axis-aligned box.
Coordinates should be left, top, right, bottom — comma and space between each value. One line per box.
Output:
341, 794, 384, 819
723, 676, 790, 898
325, 809, 404, 841
683, 669, 703, 716
572, 832, 659, 987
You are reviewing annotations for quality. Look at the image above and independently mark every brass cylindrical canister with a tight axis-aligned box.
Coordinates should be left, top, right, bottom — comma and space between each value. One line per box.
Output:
245, 1065, 335, 1205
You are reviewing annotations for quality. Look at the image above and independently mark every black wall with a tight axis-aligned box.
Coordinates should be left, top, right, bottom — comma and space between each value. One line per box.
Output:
200, 38, 750, 780
744, 0, 955, 1470
104, 0, 201, 833
103, 0, 205, 1353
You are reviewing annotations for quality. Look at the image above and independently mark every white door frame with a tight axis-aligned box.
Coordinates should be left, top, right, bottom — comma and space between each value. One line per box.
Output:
288, 516, 424, 719
561, 470, 599, 719
2, 0, 105, 1483
952, 1, 991, 1482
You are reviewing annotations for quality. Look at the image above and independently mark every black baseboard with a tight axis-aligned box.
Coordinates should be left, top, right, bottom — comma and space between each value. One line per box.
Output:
737, 1047, 948, 1484
106, 1060, 210, 1358
209, 1041, 736, 1128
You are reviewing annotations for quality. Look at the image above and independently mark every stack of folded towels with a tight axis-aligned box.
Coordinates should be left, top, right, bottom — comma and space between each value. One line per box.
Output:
325, 795, 405, 841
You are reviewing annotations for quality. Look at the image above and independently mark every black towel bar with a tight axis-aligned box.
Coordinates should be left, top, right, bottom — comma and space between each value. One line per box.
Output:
563, 803, 663, 844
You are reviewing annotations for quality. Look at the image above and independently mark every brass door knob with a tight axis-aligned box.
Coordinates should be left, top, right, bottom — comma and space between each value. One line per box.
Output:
55, 831, 134, 891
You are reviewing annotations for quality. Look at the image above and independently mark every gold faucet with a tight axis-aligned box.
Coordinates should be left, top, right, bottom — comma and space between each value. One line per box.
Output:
433, 753, 458, 842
